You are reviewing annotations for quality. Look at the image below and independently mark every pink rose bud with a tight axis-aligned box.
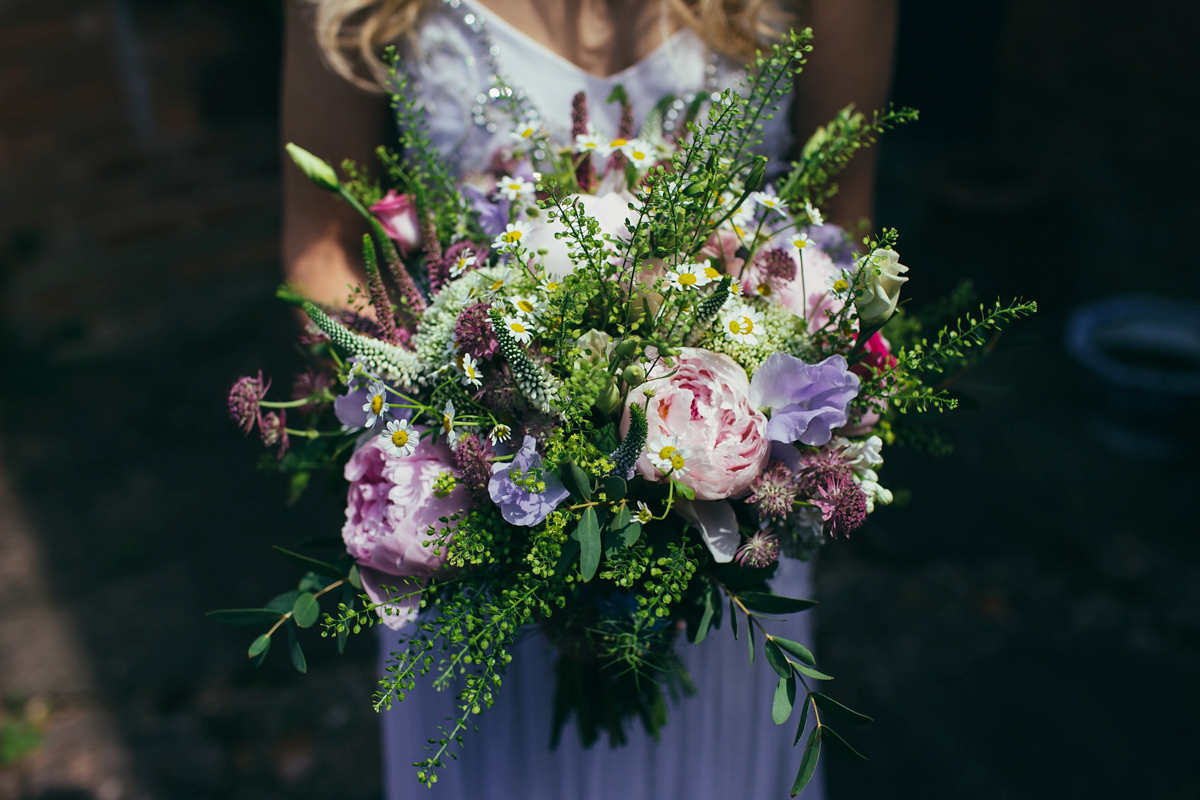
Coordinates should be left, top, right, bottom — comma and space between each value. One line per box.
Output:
369, 190, 422, 257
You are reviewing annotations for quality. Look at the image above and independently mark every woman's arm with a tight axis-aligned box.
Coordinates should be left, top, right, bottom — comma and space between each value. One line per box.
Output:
792, 0, 898, 230
281, 0, 387, 307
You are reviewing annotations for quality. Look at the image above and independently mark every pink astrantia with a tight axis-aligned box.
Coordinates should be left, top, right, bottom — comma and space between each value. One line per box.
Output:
623, 348, 769, 501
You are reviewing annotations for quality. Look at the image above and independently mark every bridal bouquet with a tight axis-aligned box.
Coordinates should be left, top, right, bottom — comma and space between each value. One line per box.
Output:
214, 31, 1034, 794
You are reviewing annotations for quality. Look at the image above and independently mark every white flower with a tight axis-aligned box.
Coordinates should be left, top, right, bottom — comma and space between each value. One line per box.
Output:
509, 294, 542, 318
791, 231, 817, 252
489, 423, 512, 446
501, 315, 534, 345
719, 303, 765, 345
621, 138, 657, 169
855, 248, 909, 323
805, 200, 824, 227
361, 380, 390, 427
497, 175, 535, 201
439, 400, 458, 446
666, 262, 712, 291
650, 435, 690, 478
510, 117, 544, 143
459, 352, 482, 388
449, 248, 477, 278
825, 269, 853, 295
379, 418, 417, 458
596, 136, 628, 158
857, 477, 893, 513
539, 276, 561, 294
574, 126, 603, 153
634, 501, 654, 524
494, 221, 533, 252
836, 435, 885, 475
750, 190, 784, 214
720, 191, 755, 225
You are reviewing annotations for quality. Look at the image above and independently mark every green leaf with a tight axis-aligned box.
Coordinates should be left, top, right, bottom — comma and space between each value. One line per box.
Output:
670, 480, 695, 501
820, 726, 867, 761
248, 634, 271, 658
692, 583, 716, 645
772, 675, 796, 725
286, 471, 311, 506
730, 597, 739, 640
561, 461, 593, 501
794, 696, 811, 745
603, 504, 641, 555
747, 619, 756, 665
813, 693, 873, 725
575, 507, 602, 582
266, 590, 301, 614
773, 637, 816, 667
337, 584, 354, 654
206, 608, 285, 627
292, 592, 319, 629
554, 537, 581, 578
273, 546, 344, 579
795, 663, 835, 681
601, 476, 626, 501
791, 727, 822, 796
348, 564, 363, 590
764, 639, 792, 678
286, 623, 307, 673
737, 592, 817, 615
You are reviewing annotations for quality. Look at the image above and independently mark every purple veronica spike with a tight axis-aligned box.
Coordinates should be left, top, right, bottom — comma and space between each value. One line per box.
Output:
749, 354, 860, 446
488, 435, 569, 526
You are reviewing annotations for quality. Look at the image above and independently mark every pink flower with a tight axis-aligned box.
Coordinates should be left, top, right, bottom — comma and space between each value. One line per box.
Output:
369, 190, 421, 257
746, 245, 845, 334
699, 229, 745, 275
843, 332, 897, 436
622, 348, 769, 500
523, 189, 638, 277
341, 434, 471, 629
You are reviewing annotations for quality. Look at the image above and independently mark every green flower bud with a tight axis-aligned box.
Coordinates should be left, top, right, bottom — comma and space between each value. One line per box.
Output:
743, 156, 767, 193
596, 379, 622, 415
285, 143, 339, 191
620, 364, 645, 387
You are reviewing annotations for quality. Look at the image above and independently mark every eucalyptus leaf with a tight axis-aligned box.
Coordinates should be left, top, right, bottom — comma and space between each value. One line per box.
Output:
292, 592, 320, 629
738, 592, 817, 615
764, 639, 792, 678
348, 564, 363, 590
747, 619, 756, 665
266, 590, 301, 614
795, 663, 835, 681
206, 608, 285, 627
601, 476, 626, 501
286, 623, 307, 673
791, 727, 822, 796
794, 696, 811, 745
813, 693, 873, 725
554, 538, 581, 578
248, 634, 271, 658
692, 584, 716, 645
575, 507, 602, 582
561, 461, 593, 501
730, 597, 739, 640
772, 675, 796, 725
820, 726, 867, 761
273, 545, 344, 579
773, 636, 816, 667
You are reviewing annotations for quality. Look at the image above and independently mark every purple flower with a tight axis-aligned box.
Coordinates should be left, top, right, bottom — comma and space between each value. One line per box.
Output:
812, 473, 868, 537
735, 530, 780, 569
747, 461, 798, 520
463, 184, 510, 238
749, 354, 860, 446
228, 372, 268, 434
454, 302, 500, 361
809, 223, 858, 271
488, 435, 569, 526
259, 410, 288, 457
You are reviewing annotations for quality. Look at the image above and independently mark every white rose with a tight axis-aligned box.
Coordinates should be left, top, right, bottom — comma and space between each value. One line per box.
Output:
855, 248, 909, 323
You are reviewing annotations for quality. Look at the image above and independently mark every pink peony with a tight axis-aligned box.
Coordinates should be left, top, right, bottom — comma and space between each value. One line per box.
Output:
622, 348, 769, 500
369, 190, 422, 256
341, 434, 471, 629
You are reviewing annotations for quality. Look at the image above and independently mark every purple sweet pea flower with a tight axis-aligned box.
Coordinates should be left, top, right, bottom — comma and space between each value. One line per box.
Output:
809, 223, 858, 271
749, 354, 860, 446
488, 435, 569, 526
463, 184, 510, 238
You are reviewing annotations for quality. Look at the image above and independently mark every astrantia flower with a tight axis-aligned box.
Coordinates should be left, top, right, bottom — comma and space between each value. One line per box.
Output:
453, 432, 493, 497
439, 400, 458, 446
494, 221, 533, 252
459, 352, 483, 388
380, 418, 417, 458
361, 380, 391, 427
227, 371, 268, 434
719, 303, 765, 345
795, 446, 854, 494
805, 200, 824, 227
735, 530, 780, 569
812, 472, 868, 537
501, 315, 534, 345
489, 423, 512, 446
747, 461, 798, 520
259, 410, 288, 456
497, 175, 534, 201
488, 435, 569, 526
454, 302, 500, 361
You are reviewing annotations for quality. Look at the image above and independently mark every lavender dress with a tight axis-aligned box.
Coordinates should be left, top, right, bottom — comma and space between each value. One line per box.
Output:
379, 2, 823, 797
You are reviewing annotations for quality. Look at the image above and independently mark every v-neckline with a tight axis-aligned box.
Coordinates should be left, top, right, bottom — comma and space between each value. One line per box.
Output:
458, 0, 689, 82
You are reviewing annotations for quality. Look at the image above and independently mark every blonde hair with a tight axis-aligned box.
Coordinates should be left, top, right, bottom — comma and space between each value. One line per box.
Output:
309, 0, 795, 90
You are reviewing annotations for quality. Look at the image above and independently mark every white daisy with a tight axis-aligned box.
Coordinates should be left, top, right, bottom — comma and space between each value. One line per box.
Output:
510, 118, 544, 143
719, 303, 765, 345
804, 200, 825, 227
501, 315, 534, 345
650, 435, 691, 478
573, 126, 603, 154
459, 352, 483, 388
439, 400, 458, 446
509, 294, 542, 318
449, 248, 477, 278
596, 136, 628, 158
666, 262, 712, 291
634, 501, 654, 525
361, 380, 390, 428
539, 277, 561, 294
621, 138, 657, 169
497, 175, 535, 202
494, 221, 533, 253
825, 270, 853, 295
720, 190, 755, 226
379, 418, 417, 458
791, 231, 817, 252
750, 190, 785, 215
489, 423, 512, 446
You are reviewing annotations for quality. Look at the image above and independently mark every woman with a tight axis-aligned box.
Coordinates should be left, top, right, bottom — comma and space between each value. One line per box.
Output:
281, 1, 895, 797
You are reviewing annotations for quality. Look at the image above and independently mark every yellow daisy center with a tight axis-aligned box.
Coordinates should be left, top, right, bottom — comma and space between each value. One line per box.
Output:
756, 284, 772, 297
679, 272, 697, 286
510, 321, 526, 334
741, 316, 755, 333
391, 429, 409, 447
502, 230, 523, 243
833, 278, 849, 292
520, 127, 535, 138
517, 299, 535, 313
631, 149, 646, 160
794, 238, 808, 249
491, 278, 505, 290
658, 445, 677, 460
507, 182, 523, 191
371, 395, 383, 414
442, 416, 452, 433
610, 137, 628, 147
704, 266, 720, 280
670, 453, 686, 470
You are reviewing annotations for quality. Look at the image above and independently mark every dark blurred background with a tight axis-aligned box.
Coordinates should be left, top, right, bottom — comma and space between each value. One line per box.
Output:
1, 1, 1198, 798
